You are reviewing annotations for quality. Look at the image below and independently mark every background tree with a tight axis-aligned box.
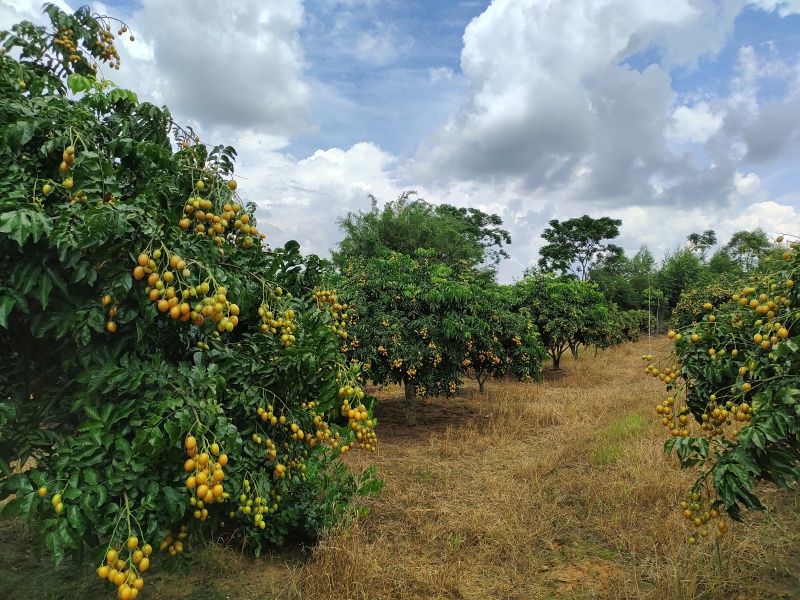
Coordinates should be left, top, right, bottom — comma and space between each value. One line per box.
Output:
512, 275, 610, 370
656, 247, 712, 308
687, 230, 718, 262
460, 283, 546, 393
721, 228, 773, 273
538, 215, 623, 280
341, 251, 476, 425
333, 191, 511, 280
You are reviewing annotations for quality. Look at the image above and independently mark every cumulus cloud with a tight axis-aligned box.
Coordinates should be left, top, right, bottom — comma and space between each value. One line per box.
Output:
126, 0, 312, 136
232, 141, 400, 257
667, 102, 724, 144
411, 0, 800, 219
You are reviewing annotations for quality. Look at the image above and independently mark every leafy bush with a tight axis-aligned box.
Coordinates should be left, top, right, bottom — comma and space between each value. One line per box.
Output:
649, 239, 800, 542
0, 6, 380, 597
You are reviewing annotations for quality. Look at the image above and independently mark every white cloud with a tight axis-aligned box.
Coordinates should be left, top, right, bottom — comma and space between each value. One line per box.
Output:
667, 102, 724, 144
233, 142, 400, 257
429, 66, 454, 83
3, 0, 800, 283
126, 0, 312, 136
748, 0, 800, 17
0, 0, 72, 29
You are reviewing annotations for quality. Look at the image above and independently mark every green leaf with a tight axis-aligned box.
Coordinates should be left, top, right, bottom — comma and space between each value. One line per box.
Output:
46, 530, 66, 567
37, 271, 54, 310
0, 295, 15, 328
66, 73, 93, 94
83, 468, 100, 486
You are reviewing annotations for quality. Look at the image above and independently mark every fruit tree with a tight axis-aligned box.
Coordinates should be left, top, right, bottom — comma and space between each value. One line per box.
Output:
650, 235, 799, 542
339, 250, 545, 424
513, 274, 612, 370
0, 6, 380, 598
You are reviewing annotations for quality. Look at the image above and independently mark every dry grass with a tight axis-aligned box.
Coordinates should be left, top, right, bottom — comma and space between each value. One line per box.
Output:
2, 340, 798, 599
291, 340, 800, 599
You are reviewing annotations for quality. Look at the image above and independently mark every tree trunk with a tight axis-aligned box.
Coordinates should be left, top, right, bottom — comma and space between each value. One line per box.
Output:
569, 342, 579, 359
404, 380, 416, 426
551, 352, 561, 371
478, 375, 485, 394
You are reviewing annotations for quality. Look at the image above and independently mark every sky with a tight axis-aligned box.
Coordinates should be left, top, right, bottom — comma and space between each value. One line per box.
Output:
2, 0, 800, 282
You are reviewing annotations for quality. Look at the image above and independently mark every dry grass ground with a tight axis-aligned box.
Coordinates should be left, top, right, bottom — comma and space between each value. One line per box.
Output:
2, 339, 799, 599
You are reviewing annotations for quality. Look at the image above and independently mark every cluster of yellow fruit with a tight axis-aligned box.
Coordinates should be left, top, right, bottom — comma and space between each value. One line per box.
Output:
340, 393, 377, 453
183, 436, 229, 520
37, 485, 64, 513
95, 22, 126, 69
655, 396, 692, 438
179, 180, 262, 249
471, 351, 502, 367
642, 354, 681, 385
235, 478, 280, 529
255, 401, 340, 454
132, 249, 239, 332
52, 26, 81, 62
59, 144, 75, 174
158, 525, 187, 556
701, 399, 752, 438
312, 289, 349, 340
258, 298, 296, 347
102, 293, 121, 332
680, 492, 728, 544
96, 536, 151, 599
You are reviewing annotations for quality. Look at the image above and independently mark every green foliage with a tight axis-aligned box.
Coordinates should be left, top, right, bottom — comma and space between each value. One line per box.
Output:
537, 214, 623, 280
722, 228, 773, 273
655, 242, 800, 521
656, 246, 713, 308
0, 5, 379, 588
460, 283, 546, 392
671, 282, 738, 330
686, 230, 717, 262
513, 275, 612, 370
333, 191, 511, 280
340, 250, 545, 423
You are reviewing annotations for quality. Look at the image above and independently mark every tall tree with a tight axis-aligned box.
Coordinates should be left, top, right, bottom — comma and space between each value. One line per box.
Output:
538, 215, 623, 280
687, 230, 717, 262
333, 191, 511, 279
656, 246, 711, 307
721, 228, 772, 273
340, 250, 544, 424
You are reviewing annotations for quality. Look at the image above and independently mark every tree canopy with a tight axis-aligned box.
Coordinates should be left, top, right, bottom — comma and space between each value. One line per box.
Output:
332, 191, 511, 279
537, 215, 623, 280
